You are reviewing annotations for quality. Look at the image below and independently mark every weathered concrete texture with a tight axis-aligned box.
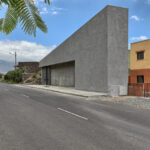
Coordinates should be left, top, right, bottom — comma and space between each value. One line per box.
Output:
51, 61, 75, 87
107, 6, 128, 96
40, 5, 128, 96
41, 67, 47, 85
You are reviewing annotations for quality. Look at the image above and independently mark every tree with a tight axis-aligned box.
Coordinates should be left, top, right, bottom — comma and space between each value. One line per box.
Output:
0, 73, 3, 78
0, 0, 50, 36
4, 68, 23, 83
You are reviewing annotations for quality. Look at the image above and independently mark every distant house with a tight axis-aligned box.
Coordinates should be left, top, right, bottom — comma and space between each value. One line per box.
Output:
17, 62, 40, 73
129, 39, 150, 84
17, 62, 40, 81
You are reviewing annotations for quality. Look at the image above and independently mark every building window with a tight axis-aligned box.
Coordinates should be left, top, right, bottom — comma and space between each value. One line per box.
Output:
137, 51, 144, 60
137, 75, 144, 84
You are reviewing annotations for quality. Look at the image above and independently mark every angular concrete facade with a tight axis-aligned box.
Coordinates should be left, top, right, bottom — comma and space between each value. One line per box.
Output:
40, 5, 128, 96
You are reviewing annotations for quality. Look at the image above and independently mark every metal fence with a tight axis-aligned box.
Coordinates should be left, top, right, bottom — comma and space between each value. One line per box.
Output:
128, 83, 150, 97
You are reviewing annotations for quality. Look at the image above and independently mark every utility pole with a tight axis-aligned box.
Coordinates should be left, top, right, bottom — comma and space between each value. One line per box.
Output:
15, 51, 17, 70
9, 50, 18, 70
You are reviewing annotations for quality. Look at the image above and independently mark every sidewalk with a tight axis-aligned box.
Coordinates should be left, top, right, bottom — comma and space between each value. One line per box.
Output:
21, 85, 107, 98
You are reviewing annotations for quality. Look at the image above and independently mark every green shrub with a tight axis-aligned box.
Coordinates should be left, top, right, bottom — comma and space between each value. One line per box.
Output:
4, 69, 23, 83
0, 73, 3, 78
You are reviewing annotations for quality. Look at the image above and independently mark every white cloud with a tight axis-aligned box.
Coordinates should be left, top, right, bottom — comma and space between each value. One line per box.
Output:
40, 7, 49, 14
131, 36, 148, 41
35, 0, 63, 15
51, 11, 58, 15
0, 40, 56, 63
34, 0, 45, 5
40, 6, 63, 15
35, 0, 56, 5
130, 15, 141, 21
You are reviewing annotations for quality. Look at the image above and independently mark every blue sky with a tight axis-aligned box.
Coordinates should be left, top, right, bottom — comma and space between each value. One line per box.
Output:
1, 0, 150, 46
0, 0, 150, 72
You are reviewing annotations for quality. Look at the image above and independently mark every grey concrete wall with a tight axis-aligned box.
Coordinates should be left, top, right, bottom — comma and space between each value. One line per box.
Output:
51, 62, 75, 87
41, 67, 46, 85
107, 7, 128, 95
40, 5, 128, 95
47, 66, 51, 85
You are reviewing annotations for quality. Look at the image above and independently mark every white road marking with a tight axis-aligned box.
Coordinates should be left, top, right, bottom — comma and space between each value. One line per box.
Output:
22, 94, 29, 98
57, 108, 88, 120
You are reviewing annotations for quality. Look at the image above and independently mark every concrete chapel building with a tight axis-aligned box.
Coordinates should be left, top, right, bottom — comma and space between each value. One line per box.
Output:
40, 5, 128, 96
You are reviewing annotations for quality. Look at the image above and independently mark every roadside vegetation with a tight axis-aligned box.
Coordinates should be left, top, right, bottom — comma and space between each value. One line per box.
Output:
0, 73, 3, 79
0, 69, 23, 84
0, 69, 42, 84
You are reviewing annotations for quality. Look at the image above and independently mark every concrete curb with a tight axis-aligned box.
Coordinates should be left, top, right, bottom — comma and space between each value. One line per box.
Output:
16, 84, 107, 98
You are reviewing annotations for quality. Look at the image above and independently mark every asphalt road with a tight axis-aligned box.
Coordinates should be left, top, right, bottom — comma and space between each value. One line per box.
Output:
0, 83, 150, 150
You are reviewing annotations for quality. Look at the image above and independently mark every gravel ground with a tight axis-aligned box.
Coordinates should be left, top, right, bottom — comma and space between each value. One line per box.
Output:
94, 96, 150, 110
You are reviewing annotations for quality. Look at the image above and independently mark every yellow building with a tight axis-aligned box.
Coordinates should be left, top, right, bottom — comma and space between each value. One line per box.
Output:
130, 39, 150, 83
